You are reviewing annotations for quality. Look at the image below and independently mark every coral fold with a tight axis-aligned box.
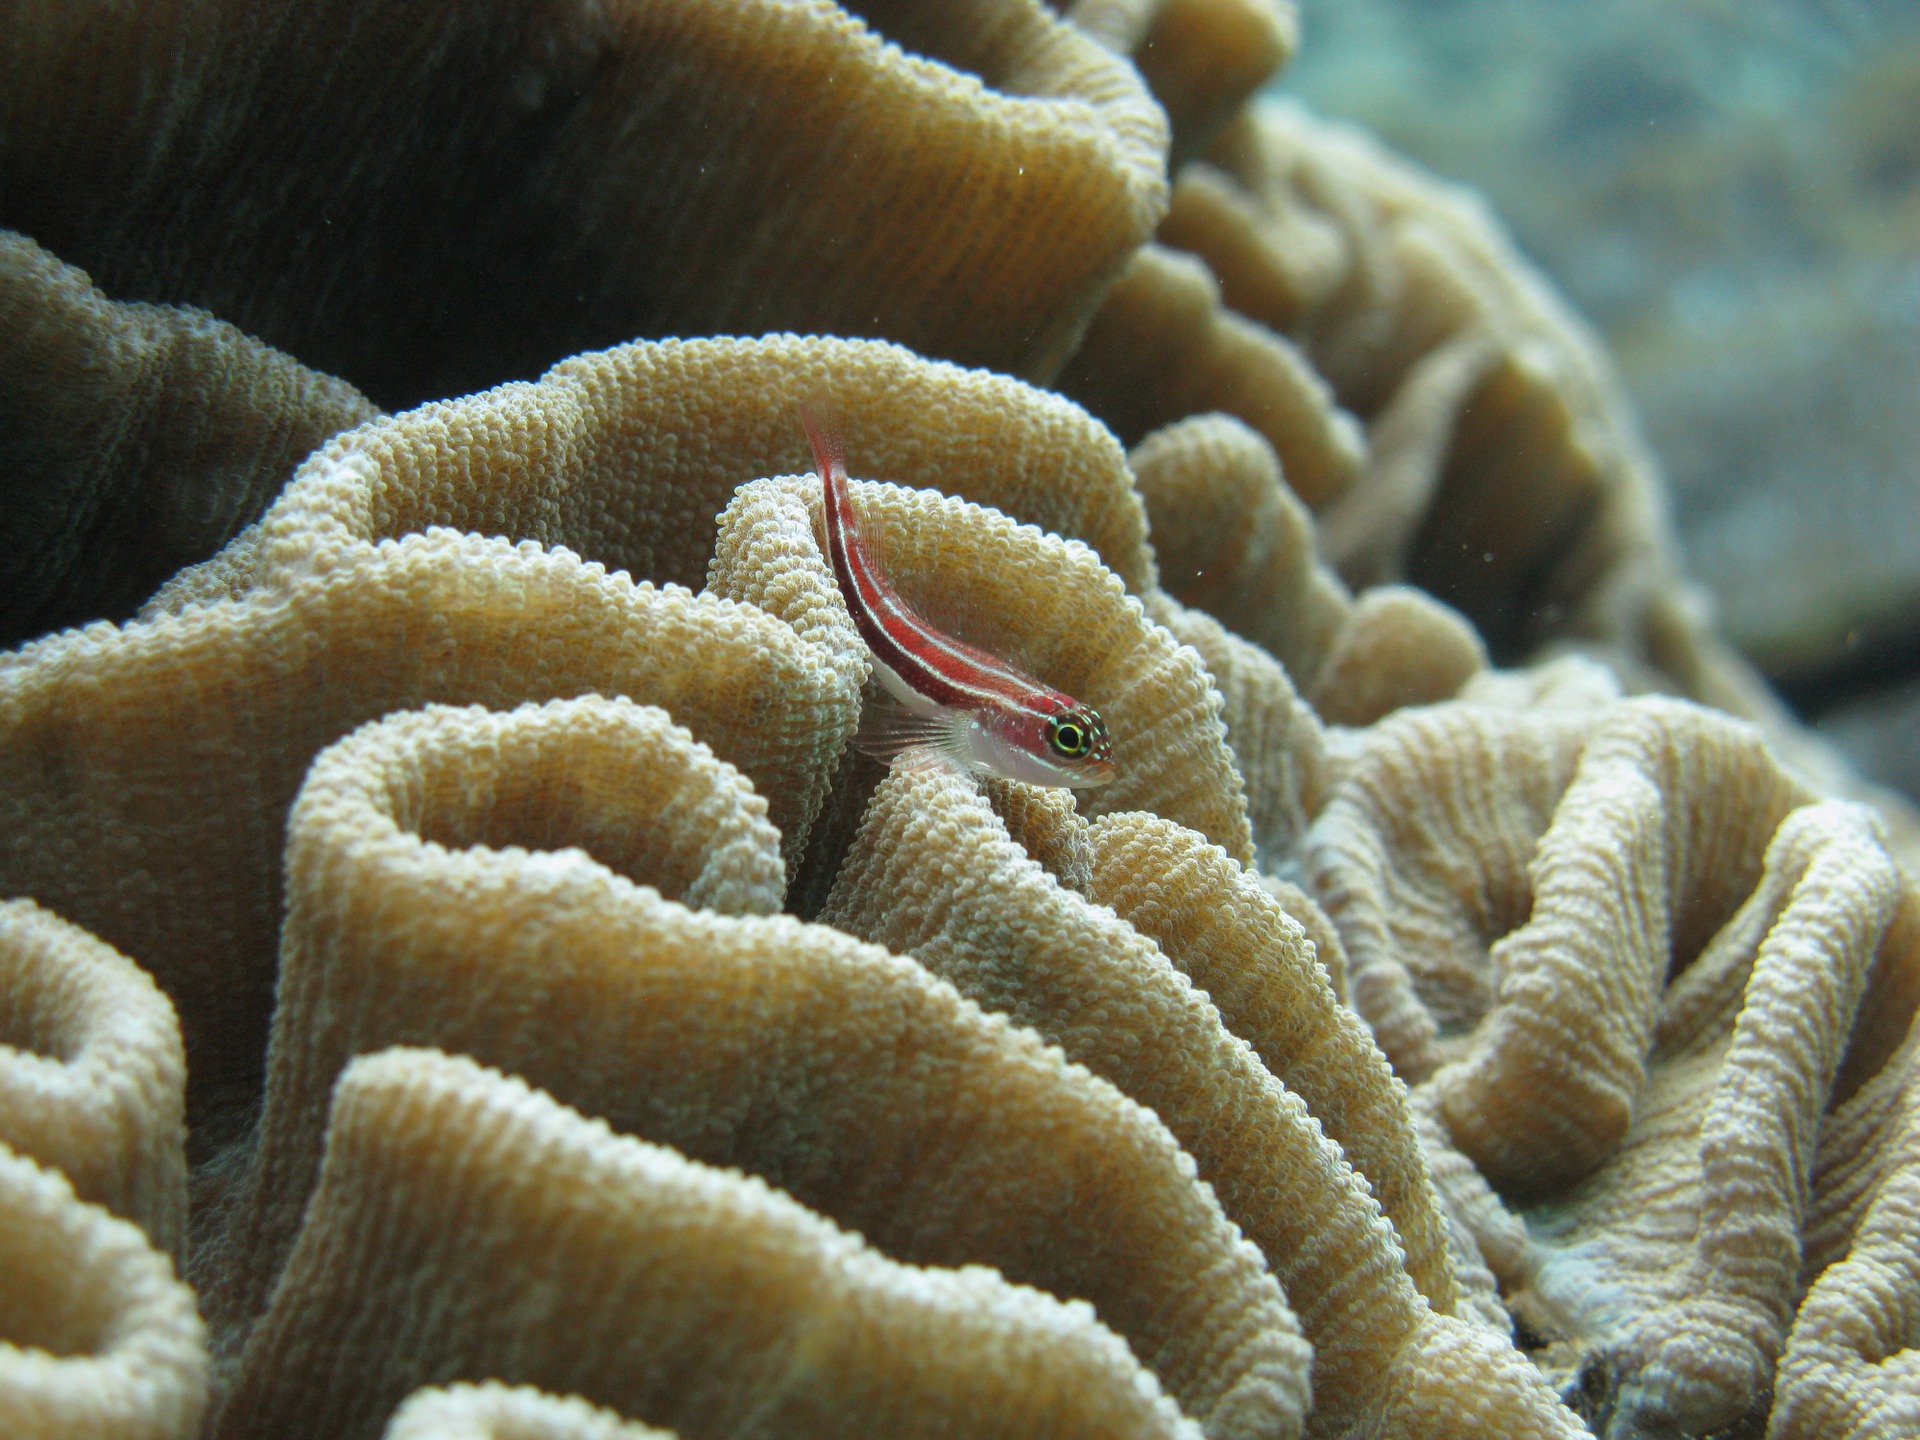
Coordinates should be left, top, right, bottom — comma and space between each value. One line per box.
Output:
0, 0, 1166, 404
0, 899, 187, 1253
212, 697, 1299, 1437
384, 1382, 680, 1440
0, 231, 376, 645
2, 10, 1916, 1421
216, 1048, 1210, 1440
0, 1142, 206, 1440
1310, 689, 1920, 1436
0, 532, 855, 1147
822, 762, 1584, 1438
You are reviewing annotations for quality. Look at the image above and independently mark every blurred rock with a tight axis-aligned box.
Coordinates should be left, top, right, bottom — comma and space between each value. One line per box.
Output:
1815, 677, 1920, 803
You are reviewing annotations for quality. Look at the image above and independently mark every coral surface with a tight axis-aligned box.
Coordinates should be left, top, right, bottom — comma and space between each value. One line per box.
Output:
0, 230, 377, 645
1281, 0, 1920, 743
2, 3, 1916, 1439
219, 1047, 1213, 1440
383, 1383, 683, 1440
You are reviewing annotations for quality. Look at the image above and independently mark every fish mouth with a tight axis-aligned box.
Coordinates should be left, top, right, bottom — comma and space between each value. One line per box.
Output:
1058, 758, 1118, 789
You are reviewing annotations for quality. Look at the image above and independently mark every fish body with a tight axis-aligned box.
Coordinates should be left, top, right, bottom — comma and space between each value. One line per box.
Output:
801, 403, 1115, 789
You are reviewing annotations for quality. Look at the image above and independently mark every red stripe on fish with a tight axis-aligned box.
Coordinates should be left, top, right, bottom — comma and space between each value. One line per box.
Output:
798, 401, 1115, 789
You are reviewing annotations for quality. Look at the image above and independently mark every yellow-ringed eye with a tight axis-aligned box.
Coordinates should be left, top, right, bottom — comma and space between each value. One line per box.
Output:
1048, 716, 1089, 758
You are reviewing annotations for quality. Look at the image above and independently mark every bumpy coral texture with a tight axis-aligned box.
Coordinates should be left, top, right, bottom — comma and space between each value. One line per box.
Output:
211, 695, 1296, 1438
1, 526, 856, 1155
0, 899, 188, 1255
0, 0, 1169, 407
0, 1140, 207, 1440
219, 1047, 1211, 1440
0, 230, 377, 644
0, 327, 1613, 1440
383, 1383, 682, 1440
820, 761, 1586, 1438
3, 1, 1919, 1437
4, 325, 1917, 1440
1308, 694, 1920, 1438
1775, 925, 1920, 1439
1139, 101, 1674, 666
1117, 94, 1920, 863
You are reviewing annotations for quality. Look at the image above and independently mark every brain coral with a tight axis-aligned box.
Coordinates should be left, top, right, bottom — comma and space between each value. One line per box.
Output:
383, 1383, 684, 1440
0, 230, 377, 647
0, 0, 1171, 406
2, 2, 1918, 1440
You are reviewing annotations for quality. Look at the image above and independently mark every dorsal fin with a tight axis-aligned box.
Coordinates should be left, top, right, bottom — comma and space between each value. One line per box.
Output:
797, 396, 847, 485
798, 395, 893, 576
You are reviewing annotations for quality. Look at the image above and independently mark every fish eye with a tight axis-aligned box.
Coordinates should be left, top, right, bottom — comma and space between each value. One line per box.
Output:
1047, 713, 1093, 758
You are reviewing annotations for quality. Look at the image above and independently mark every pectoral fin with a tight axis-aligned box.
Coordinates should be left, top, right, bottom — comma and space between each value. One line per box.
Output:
854, 697, 972, 771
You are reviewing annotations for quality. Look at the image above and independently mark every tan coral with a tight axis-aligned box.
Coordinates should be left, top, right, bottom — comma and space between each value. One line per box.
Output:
1405, 1101, 1526, 1339
1635, 582, 1920, 865
0, 231, 376, 646
1305, 587, 1487, 728
1770, 885, 1920, 1439
1056, 244, 1366, 507
176, 330, 1198, 903
1068, 0, 1297, 166
0, 899, 187, 1253
1142, 592, 1327, 857
1304, 700, 1597, 1085
1128, 414, 1486, 734
1256, 874, 1352, 1002
1, 0, 1165, 406
384, 1383, 679, 1440
709, 468, 1253, 862
1424, 700, 1815, 1197
1310, 687, 1920, 1434
822, 761, 1585, 1438
0, 531, 855, 1149
979, 774, 1099, 893
1313, 332, 1504, 591
1083, 808, 1452, 1310
1300, 661, 1682, 1080
0, 1141, 207, 1440
1773, 1151, 1920, 1440
218, 695, 785, 1331
175, 333, 1159, 606
1155, 101, 1674, 673
0, 330, 1301, 1402
1185, 101, 1917, 864
1452, 653, 1628, 713
1504, 802, 1900, 1437
216, 697, 1302, 1438
218, 1047, 1212, 1440
1813, 884, 1920, 1236
1309, 696, 1817, 1194
1129, 412, 1350, 676
1151, 138, 1355, 355
6, 17, 1913, 1432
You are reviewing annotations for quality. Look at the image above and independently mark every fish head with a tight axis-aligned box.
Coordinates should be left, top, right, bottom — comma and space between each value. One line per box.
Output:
971, 696, 1116, 789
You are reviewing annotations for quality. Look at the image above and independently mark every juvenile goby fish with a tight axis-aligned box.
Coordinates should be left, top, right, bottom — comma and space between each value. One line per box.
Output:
800, 402, 1116, 789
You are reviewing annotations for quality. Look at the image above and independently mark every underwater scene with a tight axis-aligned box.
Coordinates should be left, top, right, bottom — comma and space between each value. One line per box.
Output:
1284, 0, 1920, 806
1, 2, 1916, 1439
